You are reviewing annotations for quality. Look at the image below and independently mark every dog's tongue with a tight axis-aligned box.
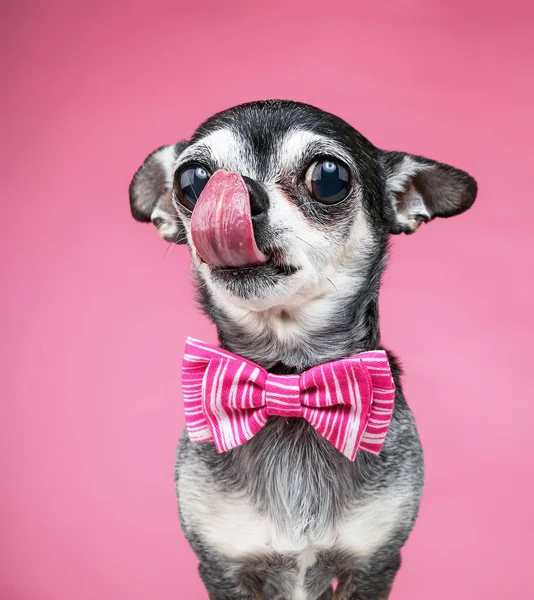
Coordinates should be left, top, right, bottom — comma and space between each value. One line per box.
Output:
191, 170, 267, 268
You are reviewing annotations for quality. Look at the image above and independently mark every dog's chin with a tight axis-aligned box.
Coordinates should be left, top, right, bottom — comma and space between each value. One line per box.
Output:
197, 258, 302, 308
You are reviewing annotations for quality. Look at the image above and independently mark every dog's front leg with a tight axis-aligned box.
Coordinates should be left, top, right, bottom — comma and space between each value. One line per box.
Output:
334, 552, 400, 600
198, 560, 257, 600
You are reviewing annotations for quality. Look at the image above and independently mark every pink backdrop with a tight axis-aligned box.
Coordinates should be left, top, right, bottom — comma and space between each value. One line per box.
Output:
2, 1, 533, 598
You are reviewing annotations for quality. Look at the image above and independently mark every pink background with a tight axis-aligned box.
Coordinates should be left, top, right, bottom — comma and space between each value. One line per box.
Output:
1, 1, 533, 598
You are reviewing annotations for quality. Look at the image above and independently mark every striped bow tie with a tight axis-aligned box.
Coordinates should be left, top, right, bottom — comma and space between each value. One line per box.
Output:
182, 338, 395, 461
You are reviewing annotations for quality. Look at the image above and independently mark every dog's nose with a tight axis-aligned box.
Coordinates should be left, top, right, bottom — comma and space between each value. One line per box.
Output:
242, 176, 270, 218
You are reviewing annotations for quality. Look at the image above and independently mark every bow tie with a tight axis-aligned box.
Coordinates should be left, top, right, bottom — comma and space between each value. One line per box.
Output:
181, 338, 395, 460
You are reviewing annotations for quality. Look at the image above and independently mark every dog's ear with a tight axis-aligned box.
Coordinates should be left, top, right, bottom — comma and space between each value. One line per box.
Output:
382, 151, 477, 234
129, 141, 189, 243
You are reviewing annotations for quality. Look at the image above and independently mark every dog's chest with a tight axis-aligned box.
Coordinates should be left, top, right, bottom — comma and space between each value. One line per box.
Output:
179, 461, 406, 600
178, 423, 406, 563
185, 487, 404, 560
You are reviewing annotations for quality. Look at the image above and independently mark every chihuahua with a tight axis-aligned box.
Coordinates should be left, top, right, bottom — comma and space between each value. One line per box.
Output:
129, 100, 477, 600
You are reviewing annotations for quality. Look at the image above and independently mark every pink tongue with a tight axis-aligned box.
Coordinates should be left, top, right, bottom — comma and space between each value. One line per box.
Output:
191, 170, 267, 268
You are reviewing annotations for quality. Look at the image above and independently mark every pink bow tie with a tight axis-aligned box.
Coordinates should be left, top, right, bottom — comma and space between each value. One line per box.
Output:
181, 338, 395, 460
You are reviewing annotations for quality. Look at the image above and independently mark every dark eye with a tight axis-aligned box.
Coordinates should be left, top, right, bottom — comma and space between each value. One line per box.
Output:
175, 164, 210, 210
305, 159, 351, 204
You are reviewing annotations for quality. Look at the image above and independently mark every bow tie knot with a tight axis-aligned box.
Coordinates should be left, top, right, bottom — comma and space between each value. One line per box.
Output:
264, 373, 303, 418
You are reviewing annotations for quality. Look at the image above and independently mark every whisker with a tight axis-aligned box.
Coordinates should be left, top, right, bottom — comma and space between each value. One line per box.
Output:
295, 235, 329, 263
326, 276, 348, 323
162, 241, 176, 260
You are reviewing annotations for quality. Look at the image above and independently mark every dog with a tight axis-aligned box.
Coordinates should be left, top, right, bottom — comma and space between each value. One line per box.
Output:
129, 100, 477, 600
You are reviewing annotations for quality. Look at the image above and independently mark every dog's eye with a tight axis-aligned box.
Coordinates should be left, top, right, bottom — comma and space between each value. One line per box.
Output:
175, 165, 211, 210
305, 159, 350, 204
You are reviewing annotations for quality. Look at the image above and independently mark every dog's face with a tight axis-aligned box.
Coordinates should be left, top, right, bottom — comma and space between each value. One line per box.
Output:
130, 101, 476, 351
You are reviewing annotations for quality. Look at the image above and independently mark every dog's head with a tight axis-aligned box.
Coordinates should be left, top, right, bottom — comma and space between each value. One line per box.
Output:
130, 101, 476, 363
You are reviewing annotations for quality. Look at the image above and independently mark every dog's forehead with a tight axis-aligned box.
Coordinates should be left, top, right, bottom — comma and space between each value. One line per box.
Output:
180, 127, 354, 180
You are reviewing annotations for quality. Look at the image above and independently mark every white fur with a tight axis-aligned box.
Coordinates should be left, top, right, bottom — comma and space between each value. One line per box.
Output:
158, 144, 179, 186
178, 464, 407, 599
385, 155, 423, 195
396, 182, 430, 231
386, 155, 432, 232
278, 130, 355, 176
151, 205, 180, 239
336, 494, 409, 554
141, 145, 181, 240
177, 129, 253, 177
293, 545, 319, 600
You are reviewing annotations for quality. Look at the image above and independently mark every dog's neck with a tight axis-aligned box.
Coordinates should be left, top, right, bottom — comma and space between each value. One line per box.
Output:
199, 262, 384, 373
